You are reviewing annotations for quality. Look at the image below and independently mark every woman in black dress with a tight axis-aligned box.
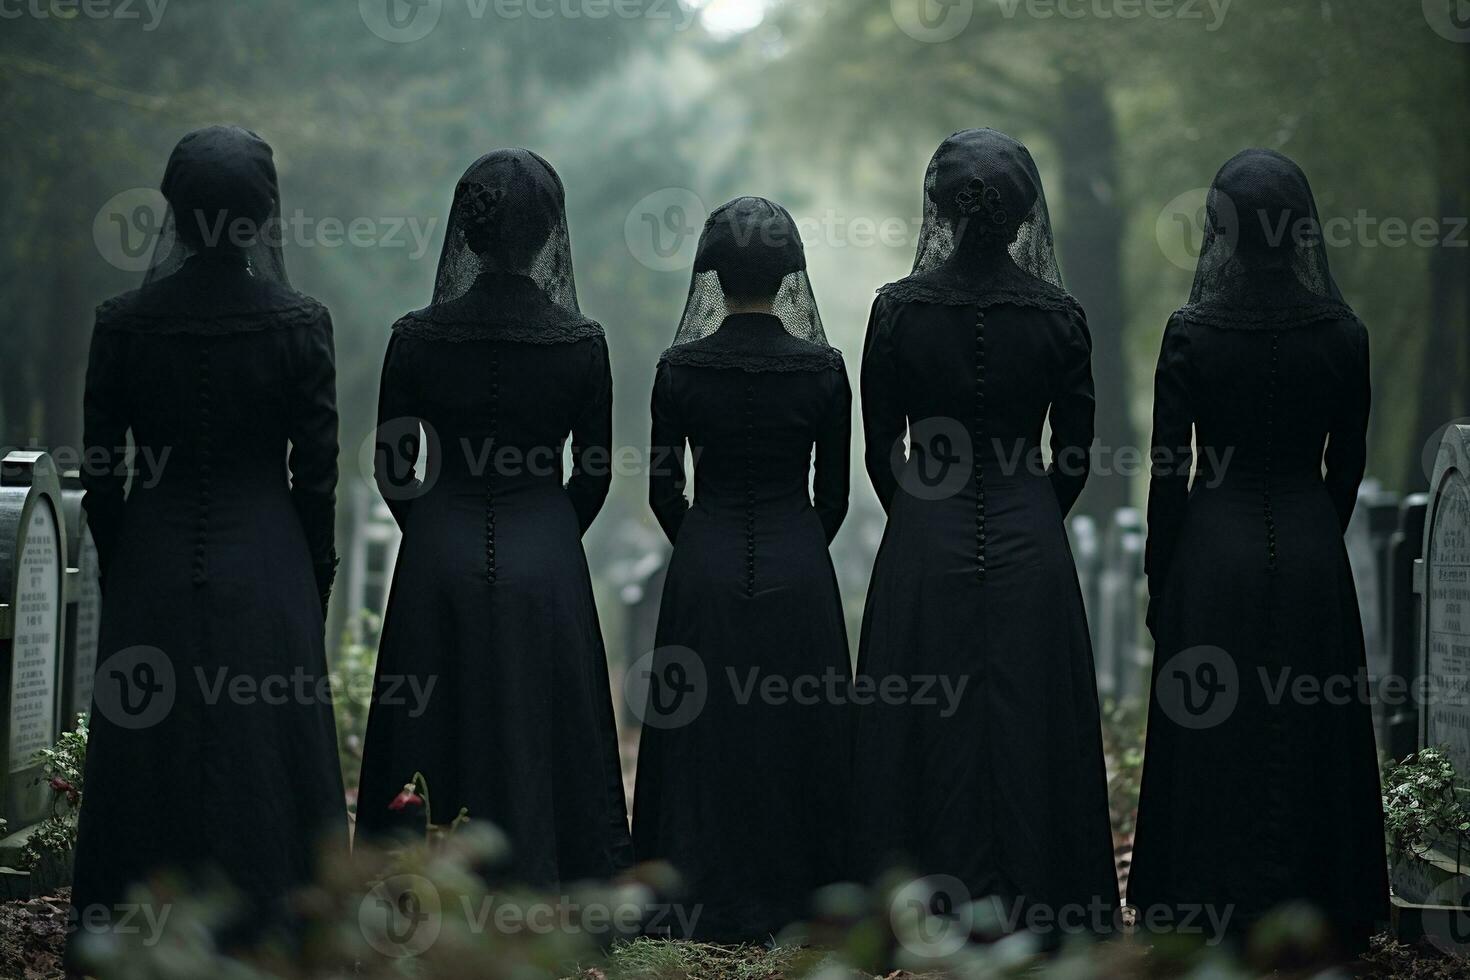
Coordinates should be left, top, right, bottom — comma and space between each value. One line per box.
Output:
70, 126, 345, 956
1129, 149, 1386, 950
851, 130, 1118, 937
356, 150, 632, 885
633, 197, 851, 941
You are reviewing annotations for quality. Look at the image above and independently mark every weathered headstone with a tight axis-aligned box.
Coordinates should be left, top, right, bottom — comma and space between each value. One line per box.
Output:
1347, 485, 1401, 745
0, 452, 68, 834
58, 473, 102, 726
1098, 508, 1146, 704
341, 482, 402, 643
1386, 494, 1430, 761
1391, 428, 1470, 925
1420, 427, 1470, 780
1066, 515, 1104, 692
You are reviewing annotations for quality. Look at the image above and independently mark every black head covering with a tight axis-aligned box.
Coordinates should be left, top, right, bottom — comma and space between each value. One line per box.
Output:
393, 149, 601, 343
663, 197, 839, 373
1175, 148, 1356, 330
144, 125, 289, 287
879, 128, 1079, 316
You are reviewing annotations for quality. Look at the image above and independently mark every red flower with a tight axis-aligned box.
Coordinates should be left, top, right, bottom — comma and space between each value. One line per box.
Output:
389, 783, 424, 812
49, 777, 79, 805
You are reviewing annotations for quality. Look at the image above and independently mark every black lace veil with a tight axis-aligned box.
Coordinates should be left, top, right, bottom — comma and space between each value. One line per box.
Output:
394, 149, 601, 342
663, 197, 839, 372
879, 128, 1078, 315
1175, 148, 1356, 330
143, 125, 290, 287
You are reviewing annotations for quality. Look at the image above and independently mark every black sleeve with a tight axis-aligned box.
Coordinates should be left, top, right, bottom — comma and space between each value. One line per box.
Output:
1047, 311, 1096, 517
813, 362, 852, 544
648, 360, 690, 545
79, 322, 130, 588
288, 309, 340, 614
1144, 317, 1194, 603
565, 336, 613, 536
373, 332, 423, 532
1323, 324, 1371, 532
861, 297, 904, 514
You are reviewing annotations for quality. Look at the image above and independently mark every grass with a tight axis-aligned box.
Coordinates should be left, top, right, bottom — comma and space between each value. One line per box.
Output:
602, 938, 846, 980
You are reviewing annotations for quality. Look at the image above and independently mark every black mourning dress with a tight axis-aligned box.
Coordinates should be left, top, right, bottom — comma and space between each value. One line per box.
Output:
70, 127, 345, 956
355, 151, 633, 885
850, 131, 1119, 933
1128, 150, 1387, 948
632, 199, 852, 942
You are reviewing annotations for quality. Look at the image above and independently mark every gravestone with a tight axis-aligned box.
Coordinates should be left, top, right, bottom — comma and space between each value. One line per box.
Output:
59, 473, 102, 725
1097, 508, 1146, 704
1066, 515, 1104, 693
0, 452, 68, 835
341, 482, 402, 643
1420, 427, 1470, 780
1386, 494, 1429, 761
1391, 427, 1470, 923
1347, 486, 1400, 743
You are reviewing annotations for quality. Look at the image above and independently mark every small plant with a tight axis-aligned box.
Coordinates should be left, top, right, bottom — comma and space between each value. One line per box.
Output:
1382, 746, 1470, 867
20, 713, 88, 872
389, 771, 470, 850
334, 610, 381, 805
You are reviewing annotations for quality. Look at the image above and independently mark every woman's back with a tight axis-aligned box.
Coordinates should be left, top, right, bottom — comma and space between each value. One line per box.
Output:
1180, 316, 1368, 484
95, 257, 328, 479
660, 325, 846, 517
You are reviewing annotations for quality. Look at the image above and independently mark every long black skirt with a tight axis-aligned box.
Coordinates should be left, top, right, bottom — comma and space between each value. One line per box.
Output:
356, 478, 632, 885
632, 504, 850, 942
850, 470, 1119, 934
1129, 479, 1388, 945
70, 477, 346, 953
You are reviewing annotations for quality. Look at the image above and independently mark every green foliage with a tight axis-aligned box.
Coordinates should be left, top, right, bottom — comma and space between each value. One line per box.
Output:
19, 712, 87, 872
1101, 698, 1146, 840
332, 611, 380, 803
1382, 746, 1470, 866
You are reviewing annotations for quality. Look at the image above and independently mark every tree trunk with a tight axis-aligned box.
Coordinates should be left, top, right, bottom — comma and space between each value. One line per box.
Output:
1051, 70, 1133, 515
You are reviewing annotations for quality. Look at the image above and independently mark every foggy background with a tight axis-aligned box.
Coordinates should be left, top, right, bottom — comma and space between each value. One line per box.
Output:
2, 0, 1467, 667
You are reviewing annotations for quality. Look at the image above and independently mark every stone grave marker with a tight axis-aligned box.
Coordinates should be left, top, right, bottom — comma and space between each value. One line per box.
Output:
1391, 426, 1470, 927
59, 472, 102, 724
0, 452, 67, 835
1386, 494, 1429, 762
1420, 426, 1470, 780
1066, 515, 1104, 692
1098, 508, 1145, 704
1347, 485, 1400, 743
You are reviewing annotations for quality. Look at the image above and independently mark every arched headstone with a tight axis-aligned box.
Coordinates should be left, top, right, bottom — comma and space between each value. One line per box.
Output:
1420, 426, 1470, 778
0, 452, 68, 833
